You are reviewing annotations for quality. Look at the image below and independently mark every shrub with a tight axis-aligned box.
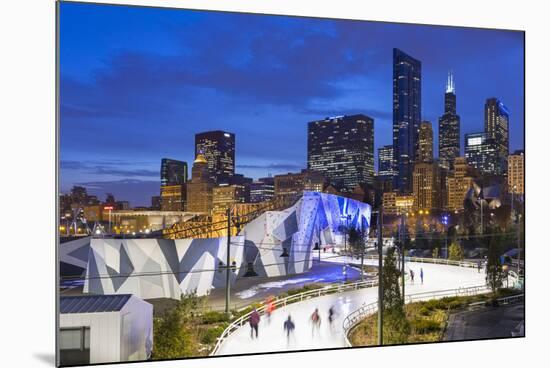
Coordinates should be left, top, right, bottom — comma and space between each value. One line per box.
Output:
200, 326, 225, 345
411, 318, 441, 334
201, 311, 229, 324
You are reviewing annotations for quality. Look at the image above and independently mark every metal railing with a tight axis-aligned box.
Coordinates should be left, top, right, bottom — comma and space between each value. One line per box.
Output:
344, 254, 478, 269
210, 278, 378, 355
342, 284, 490, 347
211, 256, 481, 354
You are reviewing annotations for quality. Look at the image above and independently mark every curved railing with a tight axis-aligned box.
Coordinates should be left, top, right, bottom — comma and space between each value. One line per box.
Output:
341, 284, 490, 347
211, 256, 480, 354
210, 278, 378, 355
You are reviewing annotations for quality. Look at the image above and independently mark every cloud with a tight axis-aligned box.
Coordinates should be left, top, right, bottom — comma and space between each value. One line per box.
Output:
61, 160, 158, 178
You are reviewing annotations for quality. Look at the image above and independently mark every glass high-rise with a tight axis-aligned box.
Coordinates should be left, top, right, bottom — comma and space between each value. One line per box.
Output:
438, 72, 461, 169
195, 130, 235, 184
160, 158, 188, 186
464, 132, 499, 175
393, 48, 421, 193
484, 98, 509, 174
307, 114, 374, 192
378, 145, 395, 180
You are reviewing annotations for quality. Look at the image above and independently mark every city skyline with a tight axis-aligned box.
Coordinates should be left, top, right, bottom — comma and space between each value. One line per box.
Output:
59, 3, 524, 206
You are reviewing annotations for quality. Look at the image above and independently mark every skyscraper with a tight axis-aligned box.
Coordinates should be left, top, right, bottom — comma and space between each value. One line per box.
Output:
485, 98, 510, 174
438, 72, 461, 169
378, 145, 395, 180
418, 121, 433, 163
393, 48, 421, 193
307, 114, 374, 191
464, 132, 499, 175
160, 158, 188, 211
195, 130, 235, 184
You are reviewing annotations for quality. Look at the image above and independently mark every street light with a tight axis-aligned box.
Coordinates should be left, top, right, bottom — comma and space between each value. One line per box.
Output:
442, 215, 449, 259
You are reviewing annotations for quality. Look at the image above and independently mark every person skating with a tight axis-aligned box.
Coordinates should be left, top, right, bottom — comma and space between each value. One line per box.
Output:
310, 308, 321, 336
283, 315, 295, 345
249, 308, 260, 339
410, 269, 415, 284
420, 268, 424, 284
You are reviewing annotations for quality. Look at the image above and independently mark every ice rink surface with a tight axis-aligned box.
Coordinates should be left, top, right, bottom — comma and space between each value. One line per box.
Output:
215, 257, 486, 355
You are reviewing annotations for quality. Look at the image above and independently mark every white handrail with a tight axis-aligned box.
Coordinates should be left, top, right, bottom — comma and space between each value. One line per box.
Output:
211, 256, 480, 355
341, 284, 491, 347
210, 278, 378, 355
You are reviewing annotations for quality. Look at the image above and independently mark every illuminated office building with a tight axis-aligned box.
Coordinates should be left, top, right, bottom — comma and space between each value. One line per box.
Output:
508, 150, 524, 195
418, 121, 433, 163
307, 114, 374, 191
447, 157, 477, 211
195, 130, 235, 184
485, 98, 510, 174
465, 132, 499, 175
412, 162, 440, 211
186, 154, 214, 214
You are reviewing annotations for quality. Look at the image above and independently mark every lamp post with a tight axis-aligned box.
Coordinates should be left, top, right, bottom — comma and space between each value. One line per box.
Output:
442, 215, 449, 259
400, 212, 405, 302
224, 206, 241, 315
376, 207, 384, 346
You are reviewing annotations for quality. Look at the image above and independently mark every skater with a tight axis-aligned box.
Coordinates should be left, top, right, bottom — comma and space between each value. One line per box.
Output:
283, 315, 295, 345
265, 296, 275, 323
477, 259, 482, 273
249, 308, 260, 339
310, 308, 321, 336
328, 306, 336, 332
410, 269, 415, 284
420, 268, 424, 284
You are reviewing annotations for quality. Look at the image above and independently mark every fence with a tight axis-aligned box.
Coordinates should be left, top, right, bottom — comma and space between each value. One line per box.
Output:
210, 278, 378, 355
341, 284, 490, 347
211, 256, 481, 354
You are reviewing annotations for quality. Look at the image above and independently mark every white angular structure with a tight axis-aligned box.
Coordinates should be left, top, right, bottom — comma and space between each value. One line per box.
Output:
81, 192, 371, 299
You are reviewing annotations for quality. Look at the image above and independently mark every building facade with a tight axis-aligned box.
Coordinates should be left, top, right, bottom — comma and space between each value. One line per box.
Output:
393, 48, 422, 193
465, 132, 499, 175
485, 98, 510, 174
186, 154, 214, 213
212, 185, 247, 215
412, 162, 440, 211
508, 150, 524, 195
438, 72, 461, 170
378, 145, 395, 181
160, 185, 186, 211
274, 170, 325, 203
160, 158, 187, 211
447, 157, 477, 211
250, 177, 275, 203
195, 130, 235, 184
307, 114, 374, 191
418, 121, 434, 163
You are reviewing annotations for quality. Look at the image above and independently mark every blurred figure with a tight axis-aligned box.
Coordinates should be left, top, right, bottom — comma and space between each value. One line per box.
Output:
420, 268, 424, 284
283, 315, 295, 345
249, 308, 260, 339
265, 296, 275, 323
328, 306, 336, 333
310, 308, 321, 337
410, 269, 415, 284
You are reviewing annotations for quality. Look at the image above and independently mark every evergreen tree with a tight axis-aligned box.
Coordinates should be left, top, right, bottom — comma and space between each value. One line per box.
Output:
448, 242, 464, 261
486, 229, 504, 294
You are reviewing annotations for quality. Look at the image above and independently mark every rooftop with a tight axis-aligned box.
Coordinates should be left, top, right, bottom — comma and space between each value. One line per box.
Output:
60, 294, 132, 314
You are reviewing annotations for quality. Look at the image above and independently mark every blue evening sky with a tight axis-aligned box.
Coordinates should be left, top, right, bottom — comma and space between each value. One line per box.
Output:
59, 2, 524, 206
